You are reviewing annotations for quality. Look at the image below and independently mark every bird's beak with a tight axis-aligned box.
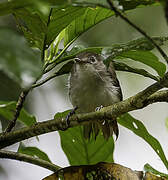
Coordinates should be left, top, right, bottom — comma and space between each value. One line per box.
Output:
74, 58, 81, 63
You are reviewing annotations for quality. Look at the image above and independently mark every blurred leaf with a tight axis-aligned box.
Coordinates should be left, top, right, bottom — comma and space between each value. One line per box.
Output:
0, 71, 21, 101
73, 0, 158, 10
57, 111, 114, 165
15, 7, 47, 50
0, 0, 71, 17
18, 142, 51, 162
118, 0, 158, 11
0, 101, 37, 127
103, 36, 168, 56
0, 28, 42, 88
144, 163, 168, 178
118, 113, 168, 169
64, 7, 114, 46
46, 6, 86, 47
120, 50, 166, 77
0, 0, 32, 16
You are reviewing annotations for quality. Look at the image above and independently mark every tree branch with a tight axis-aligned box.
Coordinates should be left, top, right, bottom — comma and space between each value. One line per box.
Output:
0, 150, 60, 172
0, 74, 168, 149
4, 90, 29, 133
106, 0, 168, 64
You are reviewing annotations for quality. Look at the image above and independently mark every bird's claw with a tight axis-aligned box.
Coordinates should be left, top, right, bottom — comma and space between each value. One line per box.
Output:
95, 105, 104, 111
61, 106, 78, 131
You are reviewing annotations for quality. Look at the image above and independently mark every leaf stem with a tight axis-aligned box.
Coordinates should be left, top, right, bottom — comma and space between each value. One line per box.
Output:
106, 0, 168, 65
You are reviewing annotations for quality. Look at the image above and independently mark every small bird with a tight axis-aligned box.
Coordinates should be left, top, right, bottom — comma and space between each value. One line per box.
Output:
69, 51, 122, 140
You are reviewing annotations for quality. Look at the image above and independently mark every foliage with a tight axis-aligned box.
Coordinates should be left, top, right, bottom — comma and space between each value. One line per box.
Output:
0, 0, 168, 179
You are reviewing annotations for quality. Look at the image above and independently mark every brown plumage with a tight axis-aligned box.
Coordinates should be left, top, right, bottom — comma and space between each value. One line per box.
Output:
69, 52, 122, 140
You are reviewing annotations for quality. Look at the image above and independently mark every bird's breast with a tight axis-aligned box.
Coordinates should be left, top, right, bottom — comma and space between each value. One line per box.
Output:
69, 64, 120, 113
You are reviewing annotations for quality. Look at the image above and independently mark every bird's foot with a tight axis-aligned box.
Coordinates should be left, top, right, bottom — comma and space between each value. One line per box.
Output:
95, 105, 104, 111
61, 106, 78, 131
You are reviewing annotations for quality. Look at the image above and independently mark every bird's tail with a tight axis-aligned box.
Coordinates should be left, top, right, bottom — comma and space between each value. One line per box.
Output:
83, 118, 119, 140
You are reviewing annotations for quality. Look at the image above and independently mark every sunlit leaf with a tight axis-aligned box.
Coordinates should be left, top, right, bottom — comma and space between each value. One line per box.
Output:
64, 7, 114, 46
0, 28, 42, 88
118, 113, 168, 169
0, 101, 36, 127
46, 6, 86, 47
18, 142, 51, 162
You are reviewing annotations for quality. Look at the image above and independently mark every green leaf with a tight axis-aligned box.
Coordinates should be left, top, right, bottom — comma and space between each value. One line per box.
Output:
0, 0, 33, 16
0, 28, 42, 88
144, 163, 168, 178
15, 7, 47, 50
0, 101, 37, 127
118, 113, 168, 169
57, 109, 114, 165
0, 0, 70, 17
64, 7, 114, 46
120, 50, 166, 77
73, 0, 158, 10
18, 142, 51, 162
46, 6, 86, 47
118, 0, 158, 11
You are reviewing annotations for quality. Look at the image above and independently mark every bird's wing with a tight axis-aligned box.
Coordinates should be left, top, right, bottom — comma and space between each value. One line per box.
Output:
107, 61, 123, 101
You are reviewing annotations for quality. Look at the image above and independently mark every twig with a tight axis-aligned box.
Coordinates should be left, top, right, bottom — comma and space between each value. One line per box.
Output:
41, 8, 53, 63
1, 76, 168, 149
106, 0, 168, 64
4, 90, 29, 133
0, 150, 60, 172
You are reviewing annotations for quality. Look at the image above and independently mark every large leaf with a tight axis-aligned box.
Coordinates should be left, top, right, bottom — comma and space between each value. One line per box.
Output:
64, 7, 114, 46
57, 109, 114, 165
0, 101, 36, 127
120, 50, 166, 77
118, 113, 168, 169
0, 28, 42, 88
18, 142, 51, 162
59, 126, 114, 165
15, 7, 47, 50
46, 6, 86, 47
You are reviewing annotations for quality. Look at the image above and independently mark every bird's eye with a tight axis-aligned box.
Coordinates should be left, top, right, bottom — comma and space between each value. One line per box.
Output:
89, 56, 96, 63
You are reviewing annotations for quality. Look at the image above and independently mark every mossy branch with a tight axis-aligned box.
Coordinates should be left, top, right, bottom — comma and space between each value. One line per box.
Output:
1, 73, 168, 149
0, 150, 60, 172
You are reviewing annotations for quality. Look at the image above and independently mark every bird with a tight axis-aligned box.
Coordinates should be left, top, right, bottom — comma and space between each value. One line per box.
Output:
68, 51, 122, 140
